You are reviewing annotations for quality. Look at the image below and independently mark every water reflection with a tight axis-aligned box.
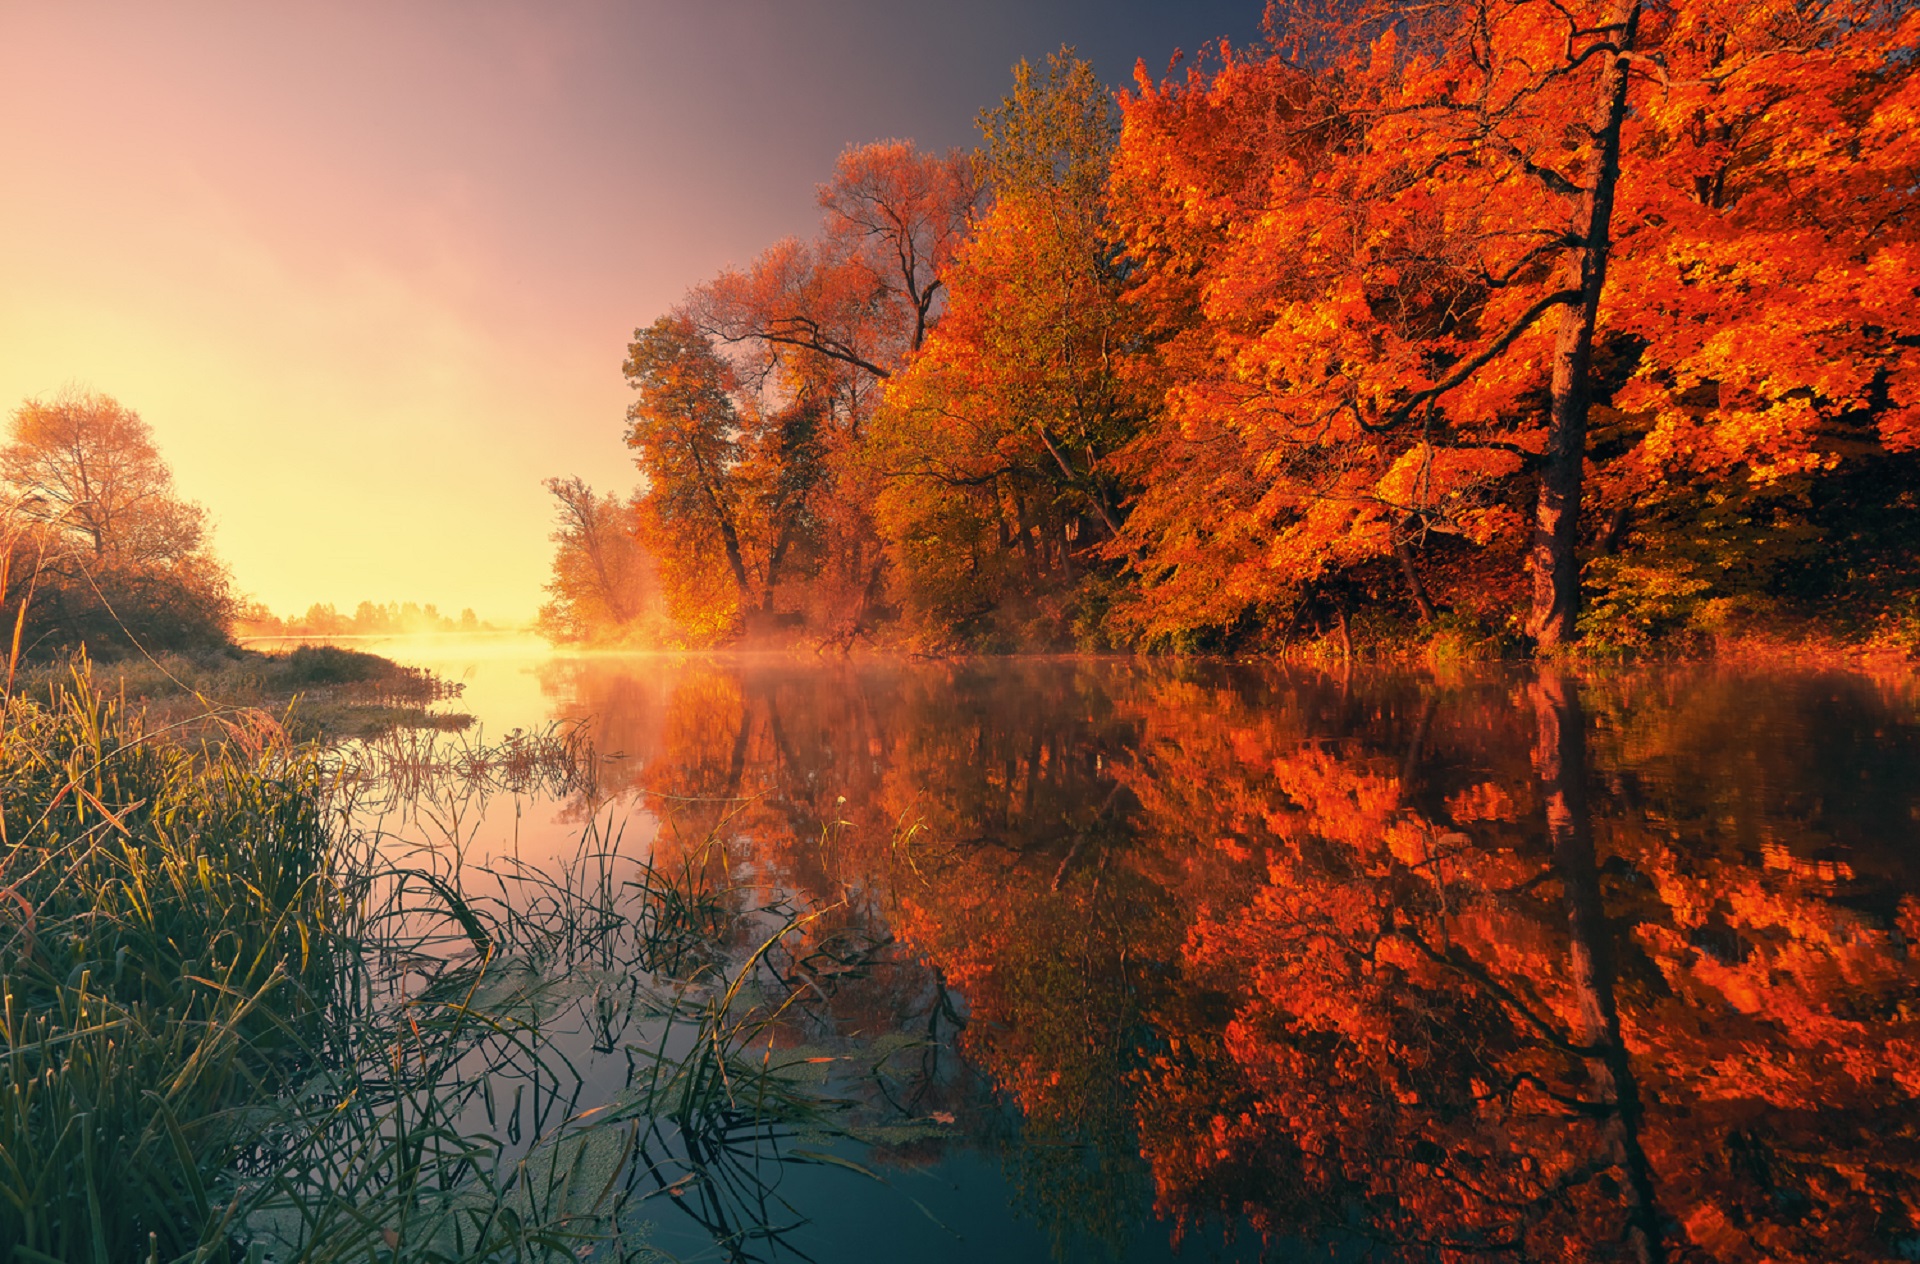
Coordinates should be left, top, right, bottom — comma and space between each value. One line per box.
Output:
402, 652, 1920, 1261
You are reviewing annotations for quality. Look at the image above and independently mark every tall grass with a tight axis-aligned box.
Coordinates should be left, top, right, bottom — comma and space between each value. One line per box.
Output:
0, 669, 349, 1262
0, 667, 937, 1263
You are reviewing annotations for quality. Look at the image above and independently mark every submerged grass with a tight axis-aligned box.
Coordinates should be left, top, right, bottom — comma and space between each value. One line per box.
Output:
0, 666, 937, 1263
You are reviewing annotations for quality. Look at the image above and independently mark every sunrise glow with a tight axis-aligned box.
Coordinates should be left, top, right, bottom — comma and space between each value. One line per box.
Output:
0, 0, 1259, 624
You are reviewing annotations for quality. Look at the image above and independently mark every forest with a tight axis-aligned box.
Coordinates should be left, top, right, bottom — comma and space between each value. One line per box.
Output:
542, 0, 1918, 658
4, 4, 1917, 1260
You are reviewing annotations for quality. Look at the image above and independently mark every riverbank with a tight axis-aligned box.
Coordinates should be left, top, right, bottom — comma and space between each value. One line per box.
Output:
1205, 605, 1920, 673
0, 666, 745, 1262
13, 642, 472, 740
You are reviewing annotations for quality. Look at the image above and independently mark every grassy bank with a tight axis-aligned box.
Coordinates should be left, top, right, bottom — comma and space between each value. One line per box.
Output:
0, 674, 355, 1260
14, 644, 470, 742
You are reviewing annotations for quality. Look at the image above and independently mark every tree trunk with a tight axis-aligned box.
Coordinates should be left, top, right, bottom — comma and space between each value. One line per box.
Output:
764, 522, 799, 613
580, 521, 633, 624
1395, 530, 1436, 624
713, 507, 751, 600
1528, 0, 1642, 649
690, 446, 752, 600
1533, 671, 1664, 1263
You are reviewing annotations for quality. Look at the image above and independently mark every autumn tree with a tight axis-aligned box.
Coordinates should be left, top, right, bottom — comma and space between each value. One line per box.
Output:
689, 140, 976, 390
1108, 0, 1918, 651
1574, 0, 1920, 646
672, 141, 977, 644
1107, 8, 1640, 646
623, 316, 826, 642
869, 50, 1147, 647
1, 390, 233, 656
623, 317, 752, 640
535, 475, 661, 645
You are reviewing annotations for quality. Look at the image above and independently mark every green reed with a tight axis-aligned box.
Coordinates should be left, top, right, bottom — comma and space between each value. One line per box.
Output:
0, 667, 928, 1263
0, 669, 351, 1262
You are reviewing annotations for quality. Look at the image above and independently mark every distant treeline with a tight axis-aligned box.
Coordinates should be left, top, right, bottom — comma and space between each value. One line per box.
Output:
236, 601, 494, 639
546, 0, 1918, 658
0, 389, 502, 661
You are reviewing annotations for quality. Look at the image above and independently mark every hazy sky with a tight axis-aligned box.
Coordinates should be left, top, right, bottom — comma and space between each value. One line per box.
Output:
0, 1, 1262, 623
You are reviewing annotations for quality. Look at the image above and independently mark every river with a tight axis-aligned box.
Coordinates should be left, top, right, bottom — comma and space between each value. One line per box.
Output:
349, 640, 1920, 1263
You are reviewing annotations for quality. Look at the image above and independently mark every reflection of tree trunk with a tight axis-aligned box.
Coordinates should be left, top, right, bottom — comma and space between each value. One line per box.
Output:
762, 690, 832, 885
1533, 671, 1664, 1264
725, 704, 751, 799
764, 691, 817, 822
1400, 693, 1437, 790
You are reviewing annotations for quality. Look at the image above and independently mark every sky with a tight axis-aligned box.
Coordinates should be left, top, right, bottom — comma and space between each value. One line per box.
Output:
0, 1, 1264, 624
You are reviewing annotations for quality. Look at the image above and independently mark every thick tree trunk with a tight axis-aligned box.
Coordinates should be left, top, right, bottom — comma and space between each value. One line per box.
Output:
689, 446, 752, 600
1528, 0, 1642, 649
713, 509, 751, 599
1533, 671, 1664, 1263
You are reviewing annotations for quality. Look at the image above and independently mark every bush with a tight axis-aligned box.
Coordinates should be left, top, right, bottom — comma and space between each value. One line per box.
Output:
282, 643, 388, 685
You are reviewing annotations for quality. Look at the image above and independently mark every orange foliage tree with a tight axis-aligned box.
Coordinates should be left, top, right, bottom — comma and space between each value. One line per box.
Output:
1106, 0, 1919, 650
622, 315, 827, 642
681, 141, 977, 644
598, 0, 1915, 652
535, 476, 662, 645
869, 50, 1148, 648
2, 390, 234, 656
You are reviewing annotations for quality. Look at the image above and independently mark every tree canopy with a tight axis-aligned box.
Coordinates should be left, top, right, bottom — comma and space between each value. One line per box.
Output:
547, 6, 1919, 657
535, 476, 661, 645
1, 391, 234, 657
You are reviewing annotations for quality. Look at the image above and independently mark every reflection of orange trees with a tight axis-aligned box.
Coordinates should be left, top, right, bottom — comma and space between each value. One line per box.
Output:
1105, 681, 1576, 1254
888, 792, 1176, 1250
530, 658, 1920, 1259
538, 659, 978, 1103
876, 667, 1920, 1259
1124, 677, 1920, 1261
874, 664, 1232, 1250
1586, 675, 1920, 1260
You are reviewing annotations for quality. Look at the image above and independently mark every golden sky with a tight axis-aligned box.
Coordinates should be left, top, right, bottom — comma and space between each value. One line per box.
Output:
0, 0, 1258, 624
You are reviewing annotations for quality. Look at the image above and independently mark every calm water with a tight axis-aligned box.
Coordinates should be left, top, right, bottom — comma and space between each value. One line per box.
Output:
366, 642, 1920, 1262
